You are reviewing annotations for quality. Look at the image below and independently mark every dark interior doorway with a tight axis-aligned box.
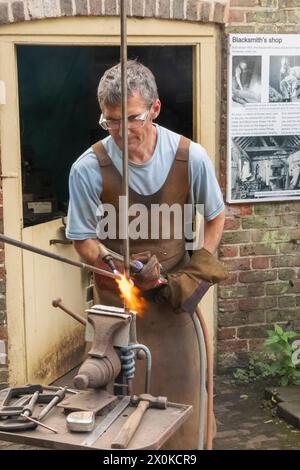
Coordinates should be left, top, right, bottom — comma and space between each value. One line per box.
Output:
17, 45, 193, 227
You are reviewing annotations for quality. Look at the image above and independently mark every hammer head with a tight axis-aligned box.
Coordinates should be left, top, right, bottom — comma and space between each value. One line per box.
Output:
131, 393, 167, 409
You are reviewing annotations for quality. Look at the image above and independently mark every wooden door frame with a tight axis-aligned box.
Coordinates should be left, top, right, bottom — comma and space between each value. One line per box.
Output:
0, 17, 221, 385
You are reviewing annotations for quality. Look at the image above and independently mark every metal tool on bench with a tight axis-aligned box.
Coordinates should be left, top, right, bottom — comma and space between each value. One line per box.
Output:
0, 384, 43, 418
66, 411, 96, 432
81, 395, 131, 447
111, 394, 167, 449
0, 385, 66, 432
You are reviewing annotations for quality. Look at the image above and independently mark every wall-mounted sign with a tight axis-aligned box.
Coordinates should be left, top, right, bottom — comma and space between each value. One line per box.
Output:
227, 34, 300, 203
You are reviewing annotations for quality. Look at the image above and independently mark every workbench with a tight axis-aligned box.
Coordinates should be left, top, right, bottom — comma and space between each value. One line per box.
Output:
0, 397, 192, 450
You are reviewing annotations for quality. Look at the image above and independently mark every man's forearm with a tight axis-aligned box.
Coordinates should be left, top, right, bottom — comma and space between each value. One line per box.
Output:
73, 239, 100, 266
203, 209, 225, 254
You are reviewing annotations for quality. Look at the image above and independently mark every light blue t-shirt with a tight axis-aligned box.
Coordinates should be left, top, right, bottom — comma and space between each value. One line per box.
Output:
66, 124, 224, 240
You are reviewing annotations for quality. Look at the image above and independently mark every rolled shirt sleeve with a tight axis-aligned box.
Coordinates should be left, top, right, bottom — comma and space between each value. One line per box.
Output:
188, 141, 224, 221
66, 150, 102, 240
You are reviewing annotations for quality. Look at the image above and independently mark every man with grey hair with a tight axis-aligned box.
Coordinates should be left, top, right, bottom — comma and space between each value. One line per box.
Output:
66, 60, 226, 449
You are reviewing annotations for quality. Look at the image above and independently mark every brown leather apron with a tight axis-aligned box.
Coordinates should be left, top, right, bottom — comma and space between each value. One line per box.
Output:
92, 137, 199, 450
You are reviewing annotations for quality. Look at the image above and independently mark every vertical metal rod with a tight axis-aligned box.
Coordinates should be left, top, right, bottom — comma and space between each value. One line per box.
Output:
121, 0, 130, 314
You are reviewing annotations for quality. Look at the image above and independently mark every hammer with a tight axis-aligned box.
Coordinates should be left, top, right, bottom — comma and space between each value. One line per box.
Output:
111, 393, 167, 449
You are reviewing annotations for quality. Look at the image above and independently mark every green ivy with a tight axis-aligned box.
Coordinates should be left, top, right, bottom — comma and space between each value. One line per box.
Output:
233, 324, 300, 386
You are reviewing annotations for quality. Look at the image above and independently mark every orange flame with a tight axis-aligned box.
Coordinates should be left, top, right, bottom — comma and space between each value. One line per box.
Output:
115, 273, 146, 316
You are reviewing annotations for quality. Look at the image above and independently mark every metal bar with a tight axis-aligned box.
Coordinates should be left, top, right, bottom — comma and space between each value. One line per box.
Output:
120, 0, 130, 285
20, 414, 58, 434
0, 233, 119, 280
82, 396, 131, 447
52, 298, 87, 326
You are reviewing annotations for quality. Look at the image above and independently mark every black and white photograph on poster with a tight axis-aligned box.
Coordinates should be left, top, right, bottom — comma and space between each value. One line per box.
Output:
269, 56, 300, 102
232, 55, 262, 106
228, 34, 300, 202
230, 135, 300, 201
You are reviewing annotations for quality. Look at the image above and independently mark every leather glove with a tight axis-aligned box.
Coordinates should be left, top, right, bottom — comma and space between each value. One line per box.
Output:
156, 248, 228, 314
131, 251, 162, 291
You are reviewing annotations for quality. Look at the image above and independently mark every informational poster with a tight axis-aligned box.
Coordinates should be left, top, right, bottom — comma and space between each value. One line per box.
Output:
227, 34, 300, 203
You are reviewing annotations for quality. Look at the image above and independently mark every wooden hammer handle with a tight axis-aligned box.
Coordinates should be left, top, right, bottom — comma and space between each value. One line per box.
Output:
111, 400, 149, 449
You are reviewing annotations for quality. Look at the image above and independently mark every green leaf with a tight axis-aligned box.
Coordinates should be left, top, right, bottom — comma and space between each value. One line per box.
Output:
275, 324, 284, 336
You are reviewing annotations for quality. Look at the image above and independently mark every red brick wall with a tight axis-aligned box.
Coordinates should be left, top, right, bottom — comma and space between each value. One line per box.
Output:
218, 0, 300, 370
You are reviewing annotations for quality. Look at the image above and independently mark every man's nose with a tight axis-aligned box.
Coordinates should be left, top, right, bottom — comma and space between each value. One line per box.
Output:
118, 126, 132, 138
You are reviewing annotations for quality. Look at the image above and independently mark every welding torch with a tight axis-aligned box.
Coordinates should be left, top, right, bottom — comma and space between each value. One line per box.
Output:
97, 243, 143, 276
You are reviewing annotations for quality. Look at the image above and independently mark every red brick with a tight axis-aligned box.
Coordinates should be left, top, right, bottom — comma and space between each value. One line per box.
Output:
251, 257, 269, 269
228, 9, 246, 23
0, 368, 8, 383
274, 201, 300, 214
224, 217, 241, 230
218, 327, 236, 340
219, 285, 248, 299
11, 1, 25, 22
279, 268, 297, 281
226, 205, 253, 217
266, 283, 289, 295
224, 258, 251, 271
237, 324, 270, 339
158, 0, 170, 18
239, 296, 277, 311
60, 0, 73, 16
186, 0, 200, 21
239, 270, 276, 283
222, 231, 250, 244
131, 0, 143, 17
230, 0, 259, 5
0, 327, 7, 340
281, 213, 300, 226
278, 296, 296, 308
219, 272, 238, 286
218, 339, 248, 353
219, 310, 265, 327
104, 0, 117, 15
266, 308, 300, 323
271, 254, 300, 268
200, 1, 211, 22
75, 0, 88, 15
247, 284, 265, 297
288, 280, 300, 293
242, 215, 281, 229
219, 245, 238, 258
213, 2, 226, 23
218, 299, 239, 313
0, 3, 9, 24
90, 0, 102, 15
173, 0, 184, 19
248, 338, 266, 351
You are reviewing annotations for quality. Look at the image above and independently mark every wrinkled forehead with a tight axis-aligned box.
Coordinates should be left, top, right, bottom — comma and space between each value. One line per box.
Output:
102, 91, 150, 117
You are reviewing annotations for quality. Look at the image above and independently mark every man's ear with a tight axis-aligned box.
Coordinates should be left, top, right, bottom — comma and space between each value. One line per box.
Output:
151, 99, 161, 120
